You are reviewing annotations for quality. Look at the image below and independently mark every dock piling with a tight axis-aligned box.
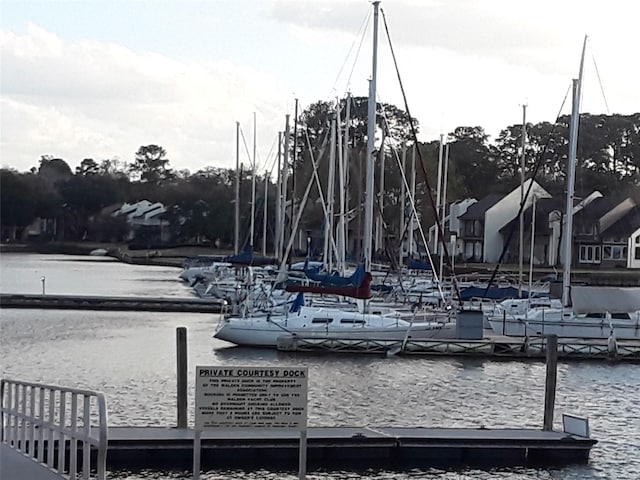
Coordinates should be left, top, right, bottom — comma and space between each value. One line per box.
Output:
543, 334, 558, 431
176, 327, 188, 429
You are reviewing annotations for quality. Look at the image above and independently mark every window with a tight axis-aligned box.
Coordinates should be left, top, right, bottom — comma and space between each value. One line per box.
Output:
602, 245, 627, 261
635, 246, 640, 260
312, 318, 333, 324
340, 319, 366, 324
474, 220, 483, 236
579, 245, 601, 264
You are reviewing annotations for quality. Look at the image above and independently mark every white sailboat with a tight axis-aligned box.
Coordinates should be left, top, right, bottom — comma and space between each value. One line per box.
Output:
214, 1, 455, 347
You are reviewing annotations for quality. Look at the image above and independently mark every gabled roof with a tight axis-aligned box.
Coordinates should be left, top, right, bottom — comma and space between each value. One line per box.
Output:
574, 194, 630, 222
458, 194, 503, 221
498, 197, 560, 235
603, 205, 640, 237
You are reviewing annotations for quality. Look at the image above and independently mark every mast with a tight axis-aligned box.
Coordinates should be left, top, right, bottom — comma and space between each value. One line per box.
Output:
281, 114, 291, 262
518, 104, 527, 298
434, 134, 444, 256
275, 132, 282, 260
408, 144, 416, 257
250, 112, 257, 249
438, 142, 450, 280
399, 146, 406, 267
234, 121, 240, 254
561, 36, 588, 308
262, 170, 268, 256
343, 92, 352, 262
324, 119, 337, 270
363, 0, 380, 274
337, 100, 346, 274
528, 194, 537, 299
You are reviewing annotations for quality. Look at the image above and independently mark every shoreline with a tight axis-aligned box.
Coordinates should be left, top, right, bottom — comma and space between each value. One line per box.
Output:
2, 242, 639, 285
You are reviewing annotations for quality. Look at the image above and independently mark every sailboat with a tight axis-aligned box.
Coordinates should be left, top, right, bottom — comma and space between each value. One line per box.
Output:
487, 37, 640, 340
214, 1, 456, 348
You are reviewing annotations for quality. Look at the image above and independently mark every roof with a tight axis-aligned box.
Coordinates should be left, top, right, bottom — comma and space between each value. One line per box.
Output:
498, 197, 560, 235
458, 194, 503, 221
575, 194, 630, 221
602, 205, 640, 237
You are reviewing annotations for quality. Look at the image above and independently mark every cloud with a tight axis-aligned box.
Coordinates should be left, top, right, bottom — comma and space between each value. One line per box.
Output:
0, 24, 290, 172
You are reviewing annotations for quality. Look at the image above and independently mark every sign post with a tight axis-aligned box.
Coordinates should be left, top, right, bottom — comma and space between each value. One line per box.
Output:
194, 365, 309, 480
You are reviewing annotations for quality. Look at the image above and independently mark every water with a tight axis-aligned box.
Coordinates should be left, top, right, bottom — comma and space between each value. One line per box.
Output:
1, 254, 639, 479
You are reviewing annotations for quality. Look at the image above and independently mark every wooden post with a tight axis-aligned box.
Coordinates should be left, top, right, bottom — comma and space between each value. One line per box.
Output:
177, 327, 188, 429
543, 334, 558, 431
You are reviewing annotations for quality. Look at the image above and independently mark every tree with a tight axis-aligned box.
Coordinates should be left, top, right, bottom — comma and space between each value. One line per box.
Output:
0, 170, 39, 237
128, 145, 173, 184
76, 158, 100, 176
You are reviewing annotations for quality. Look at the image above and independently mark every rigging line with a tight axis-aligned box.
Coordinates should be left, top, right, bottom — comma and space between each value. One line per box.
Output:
380, 7, 462, 304
345, 11, 372, 93
482, 83, 573, 295
591, 52, 610, 115
377, 107, 447, 303
239, 127, 254, 170
330, 8, 372, 96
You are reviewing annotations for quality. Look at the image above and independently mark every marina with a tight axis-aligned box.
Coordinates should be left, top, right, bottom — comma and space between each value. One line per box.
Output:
1, 256, 639, 479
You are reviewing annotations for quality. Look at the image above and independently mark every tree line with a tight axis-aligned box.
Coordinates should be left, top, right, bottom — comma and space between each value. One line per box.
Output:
1, 101, 638, 253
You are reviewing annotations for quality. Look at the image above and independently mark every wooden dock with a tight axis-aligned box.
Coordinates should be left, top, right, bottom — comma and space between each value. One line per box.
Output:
276, 334, 640, 361
0, 293, 223, 313
103, 426, 595, 470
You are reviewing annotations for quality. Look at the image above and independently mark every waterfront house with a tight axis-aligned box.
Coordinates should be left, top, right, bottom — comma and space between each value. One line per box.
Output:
456, 179, 551, 263
113, 200, 170, 243
571, 195, 639, 269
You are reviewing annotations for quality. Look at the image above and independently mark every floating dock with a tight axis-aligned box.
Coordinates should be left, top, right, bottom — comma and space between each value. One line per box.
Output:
0, 293, 223, 313
104, 426, 596, 470
276, 334, 640, 361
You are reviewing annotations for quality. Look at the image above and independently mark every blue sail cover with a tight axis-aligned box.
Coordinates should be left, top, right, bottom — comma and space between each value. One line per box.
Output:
459, 286, 528, 301
304, 263, 367, 288
408, 258, 432, 270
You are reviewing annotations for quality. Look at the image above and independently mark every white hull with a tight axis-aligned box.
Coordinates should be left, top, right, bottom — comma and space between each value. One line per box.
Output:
215, 306, 456, 347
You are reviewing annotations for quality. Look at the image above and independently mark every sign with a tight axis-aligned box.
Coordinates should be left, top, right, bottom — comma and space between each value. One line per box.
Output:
195, 365, 308, 431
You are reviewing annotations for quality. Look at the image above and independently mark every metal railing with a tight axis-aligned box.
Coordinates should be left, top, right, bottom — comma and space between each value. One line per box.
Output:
1, 378, 108, 480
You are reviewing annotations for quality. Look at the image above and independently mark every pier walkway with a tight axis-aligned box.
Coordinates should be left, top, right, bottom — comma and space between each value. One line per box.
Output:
0, 293, 224, 313
0, 444, 63, 480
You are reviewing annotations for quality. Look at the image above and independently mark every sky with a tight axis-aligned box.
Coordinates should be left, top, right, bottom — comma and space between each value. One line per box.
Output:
2, 0, 639, 175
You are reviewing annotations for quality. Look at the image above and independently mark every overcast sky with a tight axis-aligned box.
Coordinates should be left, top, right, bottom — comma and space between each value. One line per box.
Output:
2, 0, 639, 174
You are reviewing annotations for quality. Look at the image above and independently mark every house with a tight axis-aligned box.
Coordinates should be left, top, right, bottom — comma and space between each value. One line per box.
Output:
571, 195, 638, 268
498, 197, 563, 266
457, 179, 552, 263
427, 198, 477, 259
113, 200, 170, 243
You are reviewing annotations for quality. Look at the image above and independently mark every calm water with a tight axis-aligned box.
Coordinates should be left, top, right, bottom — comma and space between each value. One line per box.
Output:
1, 254, 638, 479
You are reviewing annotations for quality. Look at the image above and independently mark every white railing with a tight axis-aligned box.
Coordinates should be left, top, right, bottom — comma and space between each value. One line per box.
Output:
0, 378, 108, 480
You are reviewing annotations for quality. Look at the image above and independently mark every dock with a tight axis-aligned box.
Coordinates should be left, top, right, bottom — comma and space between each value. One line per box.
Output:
276, 334, 640, 361
0, 293, 223, 313
104, 426, 595, 470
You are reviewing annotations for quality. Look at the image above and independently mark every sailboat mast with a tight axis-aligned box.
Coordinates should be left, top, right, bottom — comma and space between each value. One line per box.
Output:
275, 132, 282, 260
281, 114, 291, 262
250, 112, 257, 248
363, 0, 380, 273
399, 146, 406, 267
262, 170, 268, 256
234, 121, 241, 254
561, 35, 588, 308
343, 92, 352, 262
518, 104, 527, 298
434, 134, 444, 256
